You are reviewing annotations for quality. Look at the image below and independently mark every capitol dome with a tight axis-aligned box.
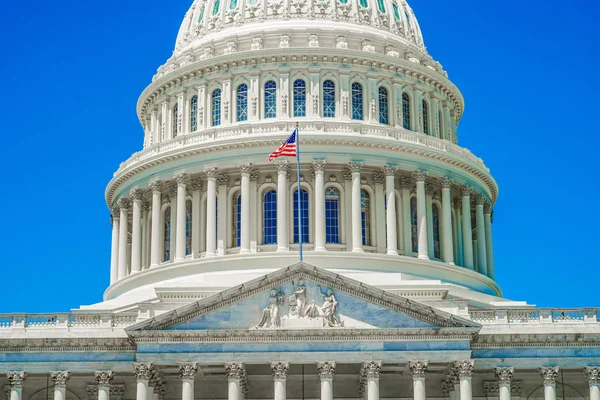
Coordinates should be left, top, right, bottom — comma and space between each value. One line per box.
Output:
105, 0, 498, 307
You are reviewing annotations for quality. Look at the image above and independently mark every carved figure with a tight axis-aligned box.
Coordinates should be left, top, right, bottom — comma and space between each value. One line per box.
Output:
288, 279, 307, 317
255, 289, 284, 328
317, 285, 343, 327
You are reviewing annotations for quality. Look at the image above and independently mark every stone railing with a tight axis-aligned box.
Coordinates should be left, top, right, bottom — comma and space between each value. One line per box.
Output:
0, 312, 138, 332
469, 309, 600, 325
116, 121, 486, 176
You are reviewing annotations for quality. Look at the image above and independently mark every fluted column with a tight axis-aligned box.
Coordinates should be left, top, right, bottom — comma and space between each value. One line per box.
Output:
425, 183, 435, 259
441, 177, 455, 264
350, 162, 364, 253
141, 201, 150, 269
313, 160, 327, 251
461, 186, 474, 270
409, 362, 428, 400
226, 363, 246, 400
239, 164, 252, 254
373, 171, 386, 254
317, 362, 335, 400
217, 174, 229, 255
454, 360, 474, 400
134, 363, 153, 400
205, 168, 218, 257
585, 367, 600, 400
110, 211, 120, 284
475, 194, 488, 275
342, 168, 353, 251
363, 361, 382, 400
174, 173, 189, 261
276, 161, 289, 252
130, 190, 143, 273
271, 362, 289, 400
7, 372, 26, 400
180, 363, 198, 400
117, 198, 130, 279
540, 367, 559, 400
399, 176, 412, 256
191, 180, 202, 258
384, 166, 398, 255
96, 371, 114, 400
413, 170, 429, 259
484, 205, 495, 279
50, 371, 70, 400
496, 368, 513, 400
149, 181, 163, 267
250, 170, 260, 251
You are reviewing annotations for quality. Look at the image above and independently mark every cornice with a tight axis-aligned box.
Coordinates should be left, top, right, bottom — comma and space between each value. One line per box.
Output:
0, 338, 136, 353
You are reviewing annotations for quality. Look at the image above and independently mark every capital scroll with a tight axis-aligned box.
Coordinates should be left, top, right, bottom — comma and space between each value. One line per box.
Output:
362, 361, 382, 379
539, 366, 560, 385
409, 361, 428, 378
204, 167, 218, 180
238, 163, 253, 175
453, 360, 474, 379
317, 361, 336, 380
180, 363, 199, 380
495, 367, 514, 384
384, 164, 397, 177
130, 189, 144, 201
174, 173, 190, 186
95, 370, 114, 387
133, 363, 154, 381
349, 161, 363, 174
225, 362, 245, 381
7, 372, 26, 388
149, 180, 163, 193
372, 171, 385, 184
585, 367, 600, 384
271, 362, 290, 380
441, 176, 453, 189
412, 169, 428, 182
50, 371, 70, 387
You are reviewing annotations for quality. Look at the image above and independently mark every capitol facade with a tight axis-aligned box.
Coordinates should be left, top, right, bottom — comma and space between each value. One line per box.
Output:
3, 0, 599, 400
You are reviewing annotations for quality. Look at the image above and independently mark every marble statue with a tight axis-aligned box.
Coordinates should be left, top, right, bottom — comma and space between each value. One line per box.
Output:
317, 285, 343, 327
254, 289, 284, 328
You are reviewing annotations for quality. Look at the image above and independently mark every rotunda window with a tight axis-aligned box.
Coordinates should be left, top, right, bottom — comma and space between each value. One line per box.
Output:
172, 104, 178, 138
351, 82, 363, 120
164, 207, 172, 262
323, 80, 335, 118
294, 189, 309, 244
402, 92, 411, 130
325, 187, 340, 244
392, 2, 400, 20
190, 95, 198, 132
339, 0, 349, 4
378, 87, 389, 125
293, 80, 306, 117
212, 89, 221, 126
433, 203, 441, 259
186, 200, 192, 256
422, 99, 429, 135
359, 0, 368, 8
233, 193, 241, 247
377, 0, 386, 13
438, 109, 443, 138
229, 0, 239, 10
198, 7, 205, 22
264, 81, 277, 119
237, 84, 248, 122
263, 190, 277, 245
361, 189, 371, 246
212, 0, 221, 16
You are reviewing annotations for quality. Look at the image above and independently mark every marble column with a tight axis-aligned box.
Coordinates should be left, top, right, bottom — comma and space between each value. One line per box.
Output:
110, 211, 120, 284
475, 194, 488, 276
7, 372, 26, 400
174, 173, 190, 260
484, 205, 495, 279
96, 371, 114, 400
317, 362, 336, 400
130, 190, 143, 273
425, 183, 435, 259
239, 164, 252, 254
250, 170, 259, 250
496, 367, 513, 400
342, 168, 353, 252
205, 168, 218, 257
461, 186, 474, 270
149, 180, 163, 267
271, 362, 289, 400
363, 361, 382, 400
191, 180, 202, 258
141, 201, 150, 269
399, 176, 412, 256
313, 160, 327, 251
217, 174, 229, 254
226, 362, 246, 400
454, 360, 474, 400
413, 170, 429, 259
117, 198, 130, 279
275, 161, 289, 252
134, 363, 154, 400
585, 367, 600, 400
384, 165, 398, 255
180, 363, 198, 400
441, 177, 454, 264
50, 371, 70, 400
540, 367, 560, 400
409, 361, 428, 400
350, 162, 364, 253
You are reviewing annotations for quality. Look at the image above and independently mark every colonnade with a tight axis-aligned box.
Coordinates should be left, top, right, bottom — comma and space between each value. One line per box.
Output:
7, 364, 600, 400
109, 162, 496, 284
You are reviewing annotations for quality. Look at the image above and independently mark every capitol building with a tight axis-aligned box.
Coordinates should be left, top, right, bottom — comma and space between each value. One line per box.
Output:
3, 0, 599, 400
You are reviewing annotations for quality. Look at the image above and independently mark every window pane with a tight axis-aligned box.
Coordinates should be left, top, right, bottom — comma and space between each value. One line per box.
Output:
172, 104, 178, 138
352, 82, 363, 120
186, 200, 192, 256
294, 189, 309, 243
164, 207, 171, 261
378, 87, 389, 125
293, 80, 306, 117
325, 187, 340, 244
233, 194, 241, 247
263, 190, 277, 244
212, 89, 221, 126
361, 190, 370, 246
433, 203, 440, 259
411, 197, 417, 253
422, 100, 429, 135
237, 84, 248, 122
402, 92, 411, 129
190, 96, 198, 132
323, 80, 335, 118
265, 81, 277, 118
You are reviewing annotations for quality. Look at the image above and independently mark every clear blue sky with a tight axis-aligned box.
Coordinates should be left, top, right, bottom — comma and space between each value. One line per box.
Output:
0, 0, 598, 313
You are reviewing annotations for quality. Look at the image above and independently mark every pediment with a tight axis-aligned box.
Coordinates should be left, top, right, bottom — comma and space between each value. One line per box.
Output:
127, 263, 477, 332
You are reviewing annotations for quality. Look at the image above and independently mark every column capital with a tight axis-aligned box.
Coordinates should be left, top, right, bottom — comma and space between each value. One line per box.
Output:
372, 171, 385, 184
191, 179, 203, 191
169, 185, 178, 197
441, 176, 453, 189
512, 381, 523, 397
205, 167, 219, 180
117, 198, 130, 210
425, 183, 435, 196
409, 361, 428, 378
317, 361, 336, 380
475, 193, 487, 206
275, 160, 290, 173
539, 366, 560, 385
312, 159, 327, 172
217, 173, 229, 186
398, 175, 411, 188
133, 362, 154, 381
454, 360, 474, 378
349, 161, 363, 174
95, 370, 114, 387
7, 372, 26, 388
484, 204, 493, 214
384, 164, 397, 177
461, 185, 473, 197
483, 381, 499, 397
130, 189, 144, 201
180, 363, 199, 380
174, 173, 190, 186
412, 169, 428, 182
238, 163, 253, 175
250, 169, 260, 182
342, 167, 352, 181
441, 378, 453, 397
50, 371, 70, 388
149, 180, 164, 193
225, 362, 246, 381
495, 367, 514, 384
585, 367, 600, 384
362, 361, 382, 379
271, 361, 290, 380
141, 201, 151, 213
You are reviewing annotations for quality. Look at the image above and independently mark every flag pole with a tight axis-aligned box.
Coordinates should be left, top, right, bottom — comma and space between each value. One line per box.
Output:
295, 122, 303, 262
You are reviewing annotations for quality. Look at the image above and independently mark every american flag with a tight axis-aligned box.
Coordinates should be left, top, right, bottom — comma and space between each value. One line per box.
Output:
269, 129, 298, 161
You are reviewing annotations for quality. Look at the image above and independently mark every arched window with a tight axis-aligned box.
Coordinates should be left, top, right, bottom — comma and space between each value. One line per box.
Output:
294, 189, 309, 243
378, 87, 389, 124
323, 80, 335, 118
185, 200, 192, 256
377, 0, 386, 13
293, 80, 306, 117
190, 95, 198, 132
264, 81, 277, 118
422, 99, 429, 135
212, 89, 221, 126
229, 0, 238, 10
172, 104, 179, 138
263, 190, 277, 244
410, 197, 418, 253
432, 203, 441, 259
402, 92, 411, 129
233, 193, 241, 247
361, 189, 371, 246
325, 187, 340, 244
212, 0, 221, 15
237, 84, 248, 122
351, 82, 363, 120
438, 109, 443, 138
163, 207, 171, 262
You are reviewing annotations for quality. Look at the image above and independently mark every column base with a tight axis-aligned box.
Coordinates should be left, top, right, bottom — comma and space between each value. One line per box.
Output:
240, 249, 251, 254
387, 250, 399, 256
353, 248, 364, 253
277, 247, 289, 252
447, 261, 455, 265
418, 255, 430, 260
315, 246, 327, 252
205, 252, 216, 258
